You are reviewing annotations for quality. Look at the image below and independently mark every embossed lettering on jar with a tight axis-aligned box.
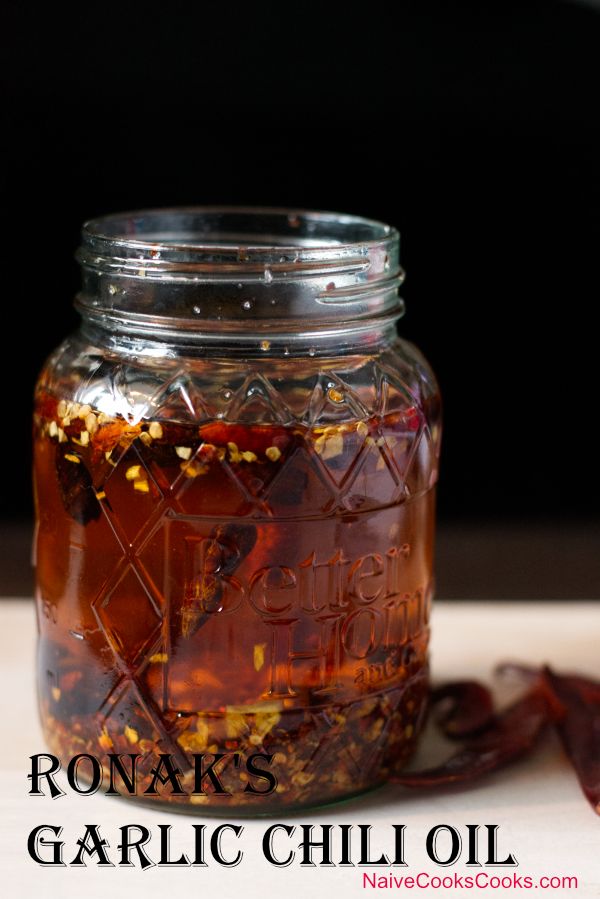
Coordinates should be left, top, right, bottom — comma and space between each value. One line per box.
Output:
33, 207, 442, 812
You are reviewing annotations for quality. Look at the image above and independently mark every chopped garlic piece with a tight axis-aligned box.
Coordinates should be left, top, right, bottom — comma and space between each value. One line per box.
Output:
254, 643, 266, 671
124, 725, 139, 744
149, 653, 168, 664
321, 433, 344, 460
98, 727, 113, 751
180, 461, 206, 478
148, 421, 163, 439
227, 441, 242, 463
265, 446, 281, 462
177, 719, 209, 753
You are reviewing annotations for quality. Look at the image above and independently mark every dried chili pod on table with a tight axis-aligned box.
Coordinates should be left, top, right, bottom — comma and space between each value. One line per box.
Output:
495, 661, 541, 682
498, 662, 600, 706
562, 674, 600, 704
391, 686, 551, 788
431, 680, 495, 739
542, 666, 600, 816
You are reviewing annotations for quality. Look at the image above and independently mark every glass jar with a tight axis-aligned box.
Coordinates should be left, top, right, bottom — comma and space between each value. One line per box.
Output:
33, 207, 441, 813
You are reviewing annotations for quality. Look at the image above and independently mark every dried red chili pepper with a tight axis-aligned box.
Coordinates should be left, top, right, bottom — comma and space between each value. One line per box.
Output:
391, 687, 551, 788
55, 448, 101, 526
562, 674, 600, 704
395, 665, 600, 817
180, 522, 257, 638
498, 661, 600, 714
431, 680, 495, 739
542, 666, 600, 816
495, 661, 540, 682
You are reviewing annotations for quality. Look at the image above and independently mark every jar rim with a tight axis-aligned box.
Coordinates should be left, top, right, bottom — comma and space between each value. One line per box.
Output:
80, 206, 398, 263
75, 206, 404, 339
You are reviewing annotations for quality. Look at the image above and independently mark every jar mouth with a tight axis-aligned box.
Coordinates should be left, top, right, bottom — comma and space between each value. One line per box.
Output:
76, 206, 404, 336
79, 206, 397, 262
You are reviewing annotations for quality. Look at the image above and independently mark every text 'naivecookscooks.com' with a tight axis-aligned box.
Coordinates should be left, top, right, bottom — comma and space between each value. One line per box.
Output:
362, 872, 578, 891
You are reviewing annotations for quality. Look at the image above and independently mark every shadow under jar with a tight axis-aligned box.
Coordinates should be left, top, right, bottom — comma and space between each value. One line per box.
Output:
33, 207, 441, 813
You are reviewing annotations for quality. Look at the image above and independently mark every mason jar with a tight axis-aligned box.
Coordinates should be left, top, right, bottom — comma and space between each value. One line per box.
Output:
33, 207, 441, 812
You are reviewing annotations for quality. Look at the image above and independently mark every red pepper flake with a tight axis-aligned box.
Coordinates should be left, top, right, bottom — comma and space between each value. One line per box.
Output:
404, 405, 421, 431
384, 407, 422, 433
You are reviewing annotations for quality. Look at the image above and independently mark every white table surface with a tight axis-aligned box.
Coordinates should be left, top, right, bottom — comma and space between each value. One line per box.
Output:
1, 599, 599, 899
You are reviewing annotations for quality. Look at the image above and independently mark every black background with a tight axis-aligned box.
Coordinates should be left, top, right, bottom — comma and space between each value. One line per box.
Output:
1, 1, 598, 526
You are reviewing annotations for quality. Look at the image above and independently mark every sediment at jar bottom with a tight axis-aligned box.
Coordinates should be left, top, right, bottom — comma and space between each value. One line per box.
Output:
39, 668, 429, 812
